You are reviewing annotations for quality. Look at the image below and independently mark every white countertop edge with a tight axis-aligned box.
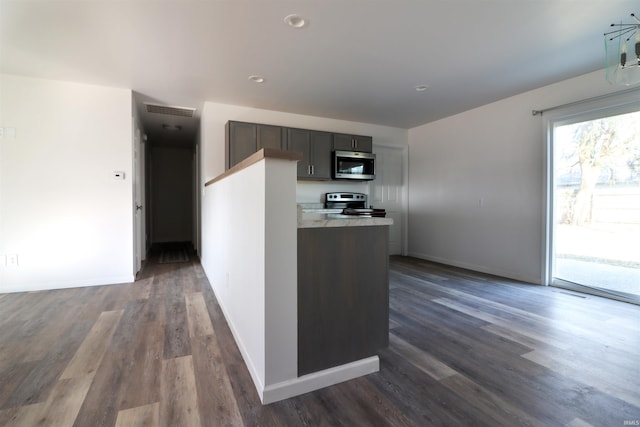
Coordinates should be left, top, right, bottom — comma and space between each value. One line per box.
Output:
298, 213, 393, 228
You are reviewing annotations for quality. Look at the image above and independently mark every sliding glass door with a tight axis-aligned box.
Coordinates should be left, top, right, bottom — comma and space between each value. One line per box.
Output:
548, 100, 640, 304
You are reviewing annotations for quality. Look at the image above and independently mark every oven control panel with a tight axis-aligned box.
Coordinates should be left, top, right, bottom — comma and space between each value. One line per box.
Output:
325, 192, 367, 209
325, 192, 366, 202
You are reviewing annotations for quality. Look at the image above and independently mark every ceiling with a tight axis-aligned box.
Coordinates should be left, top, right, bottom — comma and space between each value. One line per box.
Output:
1, 1, 638, 145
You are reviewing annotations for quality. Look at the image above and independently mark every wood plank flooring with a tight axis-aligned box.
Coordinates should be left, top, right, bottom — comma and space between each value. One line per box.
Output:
1, 251, 639, 426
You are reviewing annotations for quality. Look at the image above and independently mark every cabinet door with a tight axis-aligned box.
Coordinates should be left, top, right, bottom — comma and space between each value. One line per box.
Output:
257, 124, 285, 150
298, 226, 389, 375
228, 121, 257, 168
353, 135, 373, 152
287, 128, 312, 178
333, 133, 373, 153
310, 131, 333, 179
332, 133, 354, 151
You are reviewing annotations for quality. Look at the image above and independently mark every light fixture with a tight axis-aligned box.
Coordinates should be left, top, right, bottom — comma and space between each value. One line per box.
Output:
284, 14, 307, 29
248, 75, 266, 83
414, 84, 429, 92
162, 124, 182, 131
604, 12, 640, 86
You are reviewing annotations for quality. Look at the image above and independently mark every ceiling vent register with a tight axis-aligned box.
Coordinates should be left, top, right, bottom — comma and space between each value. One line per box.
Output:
144, 103, 196, 117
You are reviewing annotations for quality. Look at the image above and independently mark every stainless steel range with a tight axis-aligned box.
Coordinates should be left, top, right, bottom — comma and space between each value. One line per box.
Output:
325, 192, 367, 210
325, 192, 386, 217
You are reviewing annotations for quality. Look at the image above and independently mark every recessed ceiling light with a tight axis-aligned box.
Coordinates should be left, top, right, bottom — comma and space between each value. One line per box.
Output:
284, 14, 307, 28
248, 75, 266, 83
415, 85, 429, 92
162, 124, 182, 131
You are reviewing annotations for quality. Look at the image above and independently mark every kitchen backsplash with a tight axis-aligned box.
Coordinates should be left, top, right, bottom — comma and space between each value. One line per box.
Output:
296, 180, 368, 204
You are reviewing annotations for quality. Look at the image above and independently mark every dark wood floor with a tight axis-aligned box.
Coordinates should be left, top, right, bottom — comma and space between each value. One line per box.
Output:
1, 251, 639, 426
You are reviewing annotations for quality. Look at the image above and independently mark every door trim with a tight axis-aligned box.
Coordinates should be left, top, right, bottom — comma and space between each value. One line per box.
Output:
541, 90, 640, 302
370, 143, 409, 256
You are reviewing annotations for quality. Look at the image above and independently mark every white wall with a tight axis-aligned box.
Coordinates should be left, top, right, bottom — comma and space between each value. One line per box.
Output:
407, 70, 630, 284
201, 161, 269, 390
200, 156, 298, 401
263, 159, 297, 385
199, 101, 408, 204
0, 74, 134, 291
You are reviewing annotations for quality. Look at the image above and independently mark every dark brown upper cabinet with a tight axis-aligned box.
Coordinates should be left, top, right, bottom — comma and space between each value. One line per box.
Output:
332, 133, 373, 153
226, 121, 287, 168
225, 121, 373, 180
287, 128, 333, 180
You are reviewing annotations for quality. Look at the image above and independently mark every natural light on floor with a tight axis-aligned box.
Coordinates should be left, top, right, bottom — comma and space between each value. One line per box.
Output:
554, 110, 640, 299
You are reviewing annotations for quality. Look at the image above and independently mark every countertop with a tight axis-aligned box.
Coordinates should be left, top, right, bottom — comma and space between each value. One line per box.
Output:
298, 212, 393, 228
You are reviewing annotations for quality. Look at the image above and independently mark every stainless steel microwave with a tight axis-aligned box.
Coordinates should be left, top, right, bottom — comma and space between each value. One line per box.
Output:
333, 150, 376, 180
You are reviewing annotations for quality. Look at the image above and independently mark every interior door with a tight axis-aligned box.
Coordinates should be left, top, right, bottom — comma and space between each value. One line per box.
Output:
139, 139, 146, 262
133, 127, 144, 275
369, 145, 406, 255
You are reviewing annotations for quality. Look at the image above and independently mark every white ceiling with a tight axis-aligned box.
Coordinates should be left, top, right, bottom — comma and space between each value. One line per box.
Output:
1, 0, 638, 145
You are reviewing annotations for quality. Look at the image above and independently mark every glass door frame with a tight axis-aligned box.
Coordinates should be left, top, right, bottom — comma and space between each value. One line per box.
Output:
542, 89, 640, 305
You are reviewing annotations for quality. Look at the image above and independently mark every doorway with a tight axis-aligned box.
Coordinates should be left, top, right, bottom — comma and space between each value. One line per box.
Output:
133, 127, 146, 275
368, 145, 408, 255
547, 97, 640, 304
149, 144, 196, 247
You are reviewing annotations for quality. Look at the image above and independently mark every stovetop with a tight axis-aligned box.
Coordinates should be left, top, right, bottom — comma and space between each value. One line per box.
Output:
341, 208, 387, 217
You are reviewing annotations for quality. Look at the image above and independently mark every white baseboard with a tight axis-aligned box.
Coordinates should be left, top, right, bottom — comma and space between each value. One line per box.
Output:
407, 252, 542, 285
261, 356, 379, 404
206, 280, 266, 398
206, 278, 380, 406
0, 275, 135, 293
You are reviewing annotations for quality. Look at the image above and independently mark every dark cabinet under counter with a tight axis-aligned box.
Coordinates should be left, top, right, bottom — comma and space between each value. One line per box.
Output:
297, 225, 389, 376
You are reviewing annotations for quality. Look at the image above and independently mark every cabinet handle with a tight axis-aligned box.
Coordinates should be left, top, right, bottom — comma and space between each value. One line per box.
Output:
310, 165, 314, 175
